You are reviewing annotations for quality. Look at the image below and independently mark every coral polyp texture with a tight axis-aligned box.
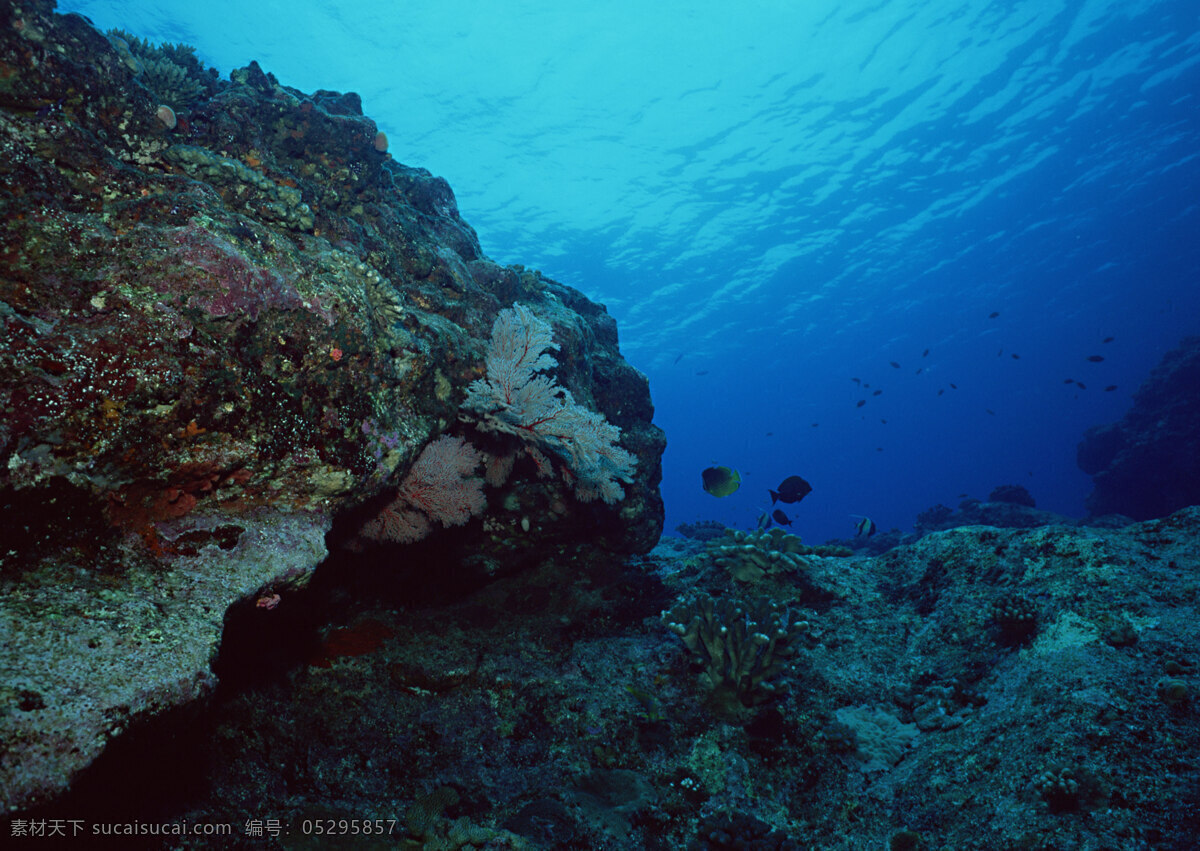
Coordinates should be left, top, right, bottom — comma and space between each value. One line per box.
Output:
0, 1, 663, 812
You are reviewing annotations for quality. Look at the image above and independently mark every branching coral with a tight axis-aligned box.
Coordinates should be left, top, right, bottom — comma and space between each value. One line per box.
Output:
708, 528, 851, 583
661, 592, 814, 713
106, 30, 216, 108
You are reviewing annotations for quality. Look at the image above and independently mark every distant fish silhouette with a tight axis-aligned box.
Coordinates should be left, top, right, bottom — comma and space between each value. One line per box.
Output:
986, 408, 996, 415
1102, 336, 1115, 343
771, 508, 792, 526
695, 370, 709, 375
852, 377, 861, 385
770, 475, 812, 505
889, 361, 901, 369
1076, 382, 1087, 389
1011, 353, 1020, 360
811, 422, 819, 427
856, 399, 866, 407
915, 367, 923, 374
922, 348, 930, 357
1086, 355, 1104, 362
989, 311, 1000, 318
673, 353, 684, 365
938, 389, 945, 396
949, 383, 958, 389
872, 389, 882, 396
1063, 378, 1075, 384
880, 418, 888, 424
1105, 385, 1117, 392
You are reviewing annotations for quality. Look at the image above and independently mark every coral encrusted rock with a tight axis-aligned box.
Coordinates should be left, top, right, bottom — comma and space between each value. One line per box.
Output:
1077, 336, 1200, 521
0, 0, 663, 811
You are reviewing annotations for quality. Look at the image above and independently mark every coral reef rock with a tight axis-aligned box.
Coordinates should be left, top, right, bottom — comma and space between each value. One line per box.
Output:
914, 496, 1074, 535
1078, 336, 1200, 520
0, 0, 663, 811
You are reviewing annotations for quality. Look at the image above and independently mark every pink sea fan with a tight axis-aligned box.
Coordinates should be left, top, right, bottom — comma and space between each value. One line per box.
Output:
484, 451, 517, 488
397, 435, 486, 526
361, 503, 432, 544
359, 435, 485, 543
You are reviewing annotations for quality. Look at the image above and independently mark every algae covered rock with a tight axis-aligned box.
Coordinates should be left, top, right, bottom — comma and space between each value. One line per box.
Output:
0, 0, 663, 811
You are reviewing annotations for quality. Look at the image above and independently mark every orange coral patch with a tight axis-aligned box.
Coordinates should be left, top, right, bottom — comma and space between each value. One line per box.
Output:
309, 619, 395, 668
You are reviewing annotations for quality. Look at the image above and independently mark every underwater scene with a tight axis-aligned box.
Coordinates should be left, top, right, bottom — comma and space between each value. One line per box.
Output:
2, 0, 1199, 847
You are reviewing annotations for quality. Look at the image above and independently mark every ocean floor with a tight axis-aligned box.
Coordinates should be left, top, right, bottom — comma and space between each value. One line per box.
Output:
21, 508, 1200, 850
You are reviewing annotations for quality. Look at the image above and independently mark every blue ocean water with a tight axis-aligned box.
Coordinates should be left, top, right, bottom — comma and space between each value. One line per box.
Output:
62, 0, 1200, 544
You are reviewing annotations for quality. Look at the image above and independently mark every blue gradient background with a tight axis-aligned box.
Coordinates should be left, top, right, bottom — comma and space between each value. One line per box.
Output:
62, 0, 1200, 542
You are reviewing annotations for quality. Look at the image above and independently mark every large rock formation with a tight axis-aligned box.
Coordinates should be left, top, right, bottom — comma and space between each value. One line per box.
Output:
1077, 336, 1200, 521
0, 0, 663, 811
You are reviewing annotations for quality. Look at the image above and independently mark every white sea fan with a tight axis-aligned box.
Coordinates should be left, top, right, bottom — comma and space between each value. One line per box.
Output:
462, 303, 636, 503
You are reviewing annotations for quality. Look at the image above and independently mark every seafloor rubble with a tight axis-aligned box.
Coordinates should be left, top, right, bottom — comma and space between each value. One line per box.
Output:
22, 507, 1200, 850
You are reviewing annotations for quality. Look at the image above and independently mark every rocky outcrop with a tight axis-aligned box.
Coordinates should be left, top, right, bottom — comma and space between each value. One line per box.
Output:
1077, 336, 1200, 520
913, 495, 1075, 535
0, 0, 663, 810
